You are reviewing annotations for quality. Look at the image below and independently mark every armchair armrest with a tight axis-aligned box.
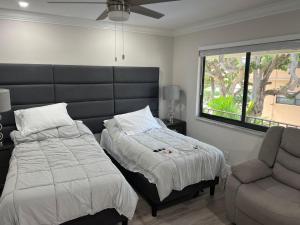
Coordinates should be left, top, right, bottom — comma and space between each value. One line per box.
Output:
232, 159, 272, 184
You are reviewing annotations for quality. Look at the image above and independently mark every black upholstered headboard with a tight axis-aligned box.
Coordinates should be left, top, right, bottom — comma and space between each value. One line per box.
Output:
53, 65, 114, 134
114, 67, 159, 117
0, 64, 159, 143
0, 64, 56, 142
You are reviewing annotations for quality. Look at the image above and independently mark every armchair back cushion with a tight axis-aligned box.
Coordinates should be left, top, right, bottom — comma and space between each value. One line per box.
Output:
272, 127, 300, 190
258, 126, 284, 167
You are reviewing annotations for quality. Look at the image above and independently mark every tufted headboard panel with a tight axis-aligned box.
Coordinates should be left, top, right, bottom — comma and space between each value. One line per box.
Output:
0, 64, 55, 142
53, 65, 114, 134
114, 67, 159, 117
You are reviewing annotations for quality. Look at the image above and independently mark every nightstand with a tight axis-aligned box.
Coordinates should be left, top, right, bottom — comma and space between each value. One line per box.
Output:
162, 119, 186, 135
0, 143, 14, 194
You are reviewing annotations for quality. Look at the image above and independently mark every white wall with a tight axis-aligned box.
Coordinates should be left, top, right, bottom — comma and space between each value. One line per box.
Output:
173, 10, 300, 165
0, 19, 174, 117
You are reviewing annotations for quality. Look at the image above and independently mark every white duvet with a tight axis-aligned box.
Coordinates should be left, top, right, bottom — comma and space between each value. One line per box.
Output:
0, 121, 138, 225
101, 125, 227, 201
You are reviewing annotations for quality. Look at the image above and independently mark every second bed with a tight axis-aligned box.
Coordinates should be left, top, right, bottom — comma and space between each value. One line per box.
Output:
100, 109, 227, 216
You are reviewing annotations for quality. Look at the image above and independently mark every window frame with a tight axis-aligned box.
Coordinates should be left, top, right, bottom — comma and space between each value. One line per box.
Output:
199, 52, 269, 132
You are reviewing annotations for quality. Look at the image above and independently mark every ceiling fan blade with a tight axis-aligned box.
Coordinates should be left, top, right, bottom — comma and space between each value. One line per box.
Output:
129, 0, 180, 6
130, 5, 164, 19
47, 1, 106, 4
96, 9, 109, 20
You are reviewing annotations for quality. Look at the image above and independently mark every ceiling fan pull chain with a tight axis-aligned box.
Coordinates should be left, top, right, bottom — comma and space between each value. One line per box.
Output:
114, 22, 117, 62
122, 22, 125, 60
122, 0, 125, 60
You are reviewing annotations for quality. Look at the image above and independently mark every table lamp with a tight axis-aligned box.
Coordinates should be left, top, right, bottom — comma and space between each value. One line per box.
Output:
0, 89, 11, 146
163, 85, 180, 124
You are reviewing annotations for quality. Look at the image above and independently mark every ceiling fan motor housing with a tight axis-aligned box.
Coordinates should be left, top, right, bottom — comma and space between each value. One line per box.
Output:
108, 4, 130, 21
47, 0, 178, 21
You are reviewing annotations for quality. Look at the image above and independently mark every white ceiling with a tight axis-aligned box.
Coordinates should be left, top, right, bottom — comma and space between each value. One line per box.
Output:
0, 0, 299, 35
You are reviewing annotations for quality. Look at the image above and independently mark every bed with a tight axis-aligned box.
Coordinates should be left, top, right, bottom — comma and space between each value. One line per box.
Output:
100, 112, 227, 217
0, 120, 138, 225
103, 68, 226, 216
0, 64, 152, 225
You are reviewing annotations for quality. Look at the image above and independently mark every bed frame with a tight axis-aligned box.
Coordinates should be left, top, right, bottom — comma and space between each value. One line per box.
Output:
105, 150, 219, 217
61, 209, 128, 225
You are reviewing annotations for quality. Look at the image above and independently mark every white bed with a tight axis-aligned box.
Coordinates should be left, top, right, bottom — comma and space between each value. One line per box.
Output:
100, 124, 227, 201
0, 121, 138, 225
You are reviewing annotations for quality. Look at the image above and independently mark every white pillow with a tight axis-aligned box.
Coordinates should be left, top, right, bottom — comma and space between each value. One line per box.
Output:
14, 103, 74, 136
103, 119, 119, 131
114, 106, 161, 135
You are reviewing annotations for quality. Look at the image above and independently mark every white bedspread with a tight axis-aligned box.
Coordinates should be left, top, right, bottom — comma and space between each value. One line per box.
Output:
101, 126, 227, 201
0, 121, 138, 225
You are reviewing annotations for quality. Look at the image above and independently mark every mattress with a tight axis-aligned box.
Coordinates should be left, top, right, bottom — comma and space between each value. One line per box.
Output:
101, 127, 227, 201
0, 121, 138, 225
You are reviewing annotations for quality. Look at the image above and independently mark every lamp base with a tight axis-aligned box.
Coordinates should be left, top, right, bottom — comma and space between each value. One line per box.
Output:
167, 100, 176, 124
168, 112, 174, 124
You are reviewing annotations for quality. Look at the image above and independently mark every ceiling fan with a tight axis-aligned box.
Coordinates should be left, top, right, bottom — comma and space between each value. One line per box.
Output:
47, 0, 180, 22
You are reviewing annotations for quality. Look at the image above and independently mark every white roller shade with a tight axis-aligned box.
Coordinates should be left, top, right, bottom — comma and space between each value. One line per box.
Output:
199, 39, 300, 57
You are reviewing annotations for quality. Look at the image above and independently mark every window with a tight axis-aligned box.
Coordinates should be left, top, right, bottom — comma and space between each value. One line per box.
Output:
202, 53, 246, 121
199, 40, 300, 131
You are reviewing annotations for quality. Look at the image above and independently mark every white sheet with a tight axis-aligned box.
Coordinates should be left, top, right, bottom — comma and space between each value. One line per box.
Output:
100, 129, 113, 150
0, 121, 138, 225
100, 127, 227, 201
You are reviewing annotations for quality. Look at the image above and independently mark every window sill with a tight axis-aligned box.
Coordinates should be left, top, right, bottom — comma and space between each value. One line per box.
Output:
195, 116, 265, 137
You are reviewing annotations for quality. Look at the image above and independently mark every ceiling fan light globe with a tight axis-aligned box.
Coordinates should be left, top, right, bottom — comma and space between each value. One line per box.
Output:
108, 11, 130, 21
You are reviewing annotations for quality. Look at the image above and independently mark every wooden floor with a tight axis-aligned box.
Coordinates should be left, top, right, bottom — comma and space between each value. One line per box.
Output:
130, 187, 231, 225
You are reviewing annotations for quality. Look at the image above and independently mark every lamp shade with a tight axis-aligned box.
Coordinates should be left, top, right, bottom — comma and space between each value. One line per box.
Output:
163, 85, 180, 101
0, 89, 11, 113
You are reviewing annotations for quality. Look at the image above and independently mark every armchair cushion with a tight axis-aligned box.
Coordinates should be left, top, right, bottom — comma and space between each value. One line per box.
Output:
258, 126, 284, 167
232, 159, 272, 184
236, 177, 300, 225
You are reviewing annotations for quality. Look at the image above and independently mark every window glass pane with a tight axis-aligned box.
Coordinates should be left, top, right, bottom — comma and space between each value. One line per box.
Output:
246, 50, 300, 128
202, 53, 246, 120
276, 96, 296, 105
296, 94, 300, 106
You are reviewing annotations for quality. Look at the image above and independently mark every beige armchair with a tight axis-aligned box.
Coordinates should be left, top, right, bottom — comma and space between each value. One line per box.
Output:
225, 126, 300, 225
